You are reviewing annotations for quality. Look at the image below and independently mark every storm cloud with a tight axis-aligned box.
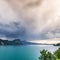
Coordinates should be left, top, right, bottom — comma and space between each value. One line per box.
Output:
0, 0, 60, 40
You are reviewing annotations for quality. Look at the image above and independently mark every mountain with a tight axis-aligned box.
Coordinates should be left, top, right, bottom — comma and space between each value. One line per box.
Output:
21, 40, 44, 45
0, 39, 23, 45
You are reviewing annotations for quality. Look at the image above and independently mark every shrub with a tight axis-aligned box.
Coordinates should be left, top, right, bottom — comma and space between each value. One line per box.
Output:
39, 49, 60, 60
54, 48, 60, 59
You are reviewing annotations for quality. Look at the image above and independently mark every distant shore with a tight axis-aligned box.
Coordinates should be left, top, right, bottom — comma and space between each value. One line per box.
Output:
28, 38, 60, 44
0, 39, 23, 45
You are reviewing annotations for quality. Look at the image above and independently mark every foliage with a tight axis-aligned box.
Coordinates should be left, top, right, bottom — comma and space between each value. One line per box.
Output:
54, 48, 60, 59
39, 48, 60, 60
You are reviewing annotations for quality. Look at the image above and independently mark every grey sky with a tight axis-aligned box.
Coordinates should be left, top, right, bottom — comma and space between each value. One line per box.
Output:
0, 0, 60, 40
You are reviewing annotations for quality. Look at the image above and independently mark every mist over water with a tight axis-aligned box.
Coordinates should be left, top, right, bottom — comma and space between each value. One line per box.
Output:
0, 0, 60, 40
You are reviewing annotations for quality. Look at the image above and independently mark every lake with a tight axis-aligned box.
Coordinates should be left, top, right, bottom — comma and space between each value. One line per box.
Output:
0, 45, 59, 60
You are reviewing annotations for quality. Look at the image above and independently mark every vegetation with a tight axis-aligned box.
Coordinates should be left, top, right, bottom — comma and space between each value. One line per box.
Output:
53, 43, 60, 46
39, 48, 60, 60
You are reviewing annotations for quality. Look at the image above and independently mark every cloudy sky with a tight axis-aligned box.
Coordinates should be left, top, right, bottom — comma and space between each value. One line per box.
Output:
0, 0, 60, 40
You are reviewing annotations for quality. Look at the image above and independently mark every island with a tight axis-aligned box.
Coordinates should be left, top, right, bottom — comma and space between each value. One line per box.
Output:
0, 39, 23, 45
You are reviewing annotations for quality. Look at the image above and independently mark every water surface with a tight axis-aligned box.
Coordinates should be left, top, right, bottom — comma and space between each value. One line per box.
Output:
0, 45, 59, 60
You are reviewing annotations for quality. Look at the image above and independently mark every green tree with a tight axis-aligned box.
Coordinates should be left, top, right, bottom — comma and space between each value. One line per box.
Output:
39, 49, 47, 60
54, 48, 60, 59
39, 49, 56, 60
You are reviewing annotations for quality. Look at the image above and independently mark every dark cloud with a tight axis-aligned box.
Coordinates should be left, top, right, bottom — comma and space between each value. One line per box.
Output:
0, 22, 27, 39
0, 0, 60, 40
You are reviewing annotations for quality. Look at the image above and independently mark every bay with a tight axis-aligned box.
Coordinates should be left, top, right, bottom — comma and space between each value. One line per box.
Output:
0, 45, 59, 60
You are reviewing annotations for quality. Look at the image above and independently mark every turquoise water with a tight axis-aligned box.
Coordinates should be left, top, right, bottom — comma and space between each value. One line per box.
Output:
0, 45, 59, 60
